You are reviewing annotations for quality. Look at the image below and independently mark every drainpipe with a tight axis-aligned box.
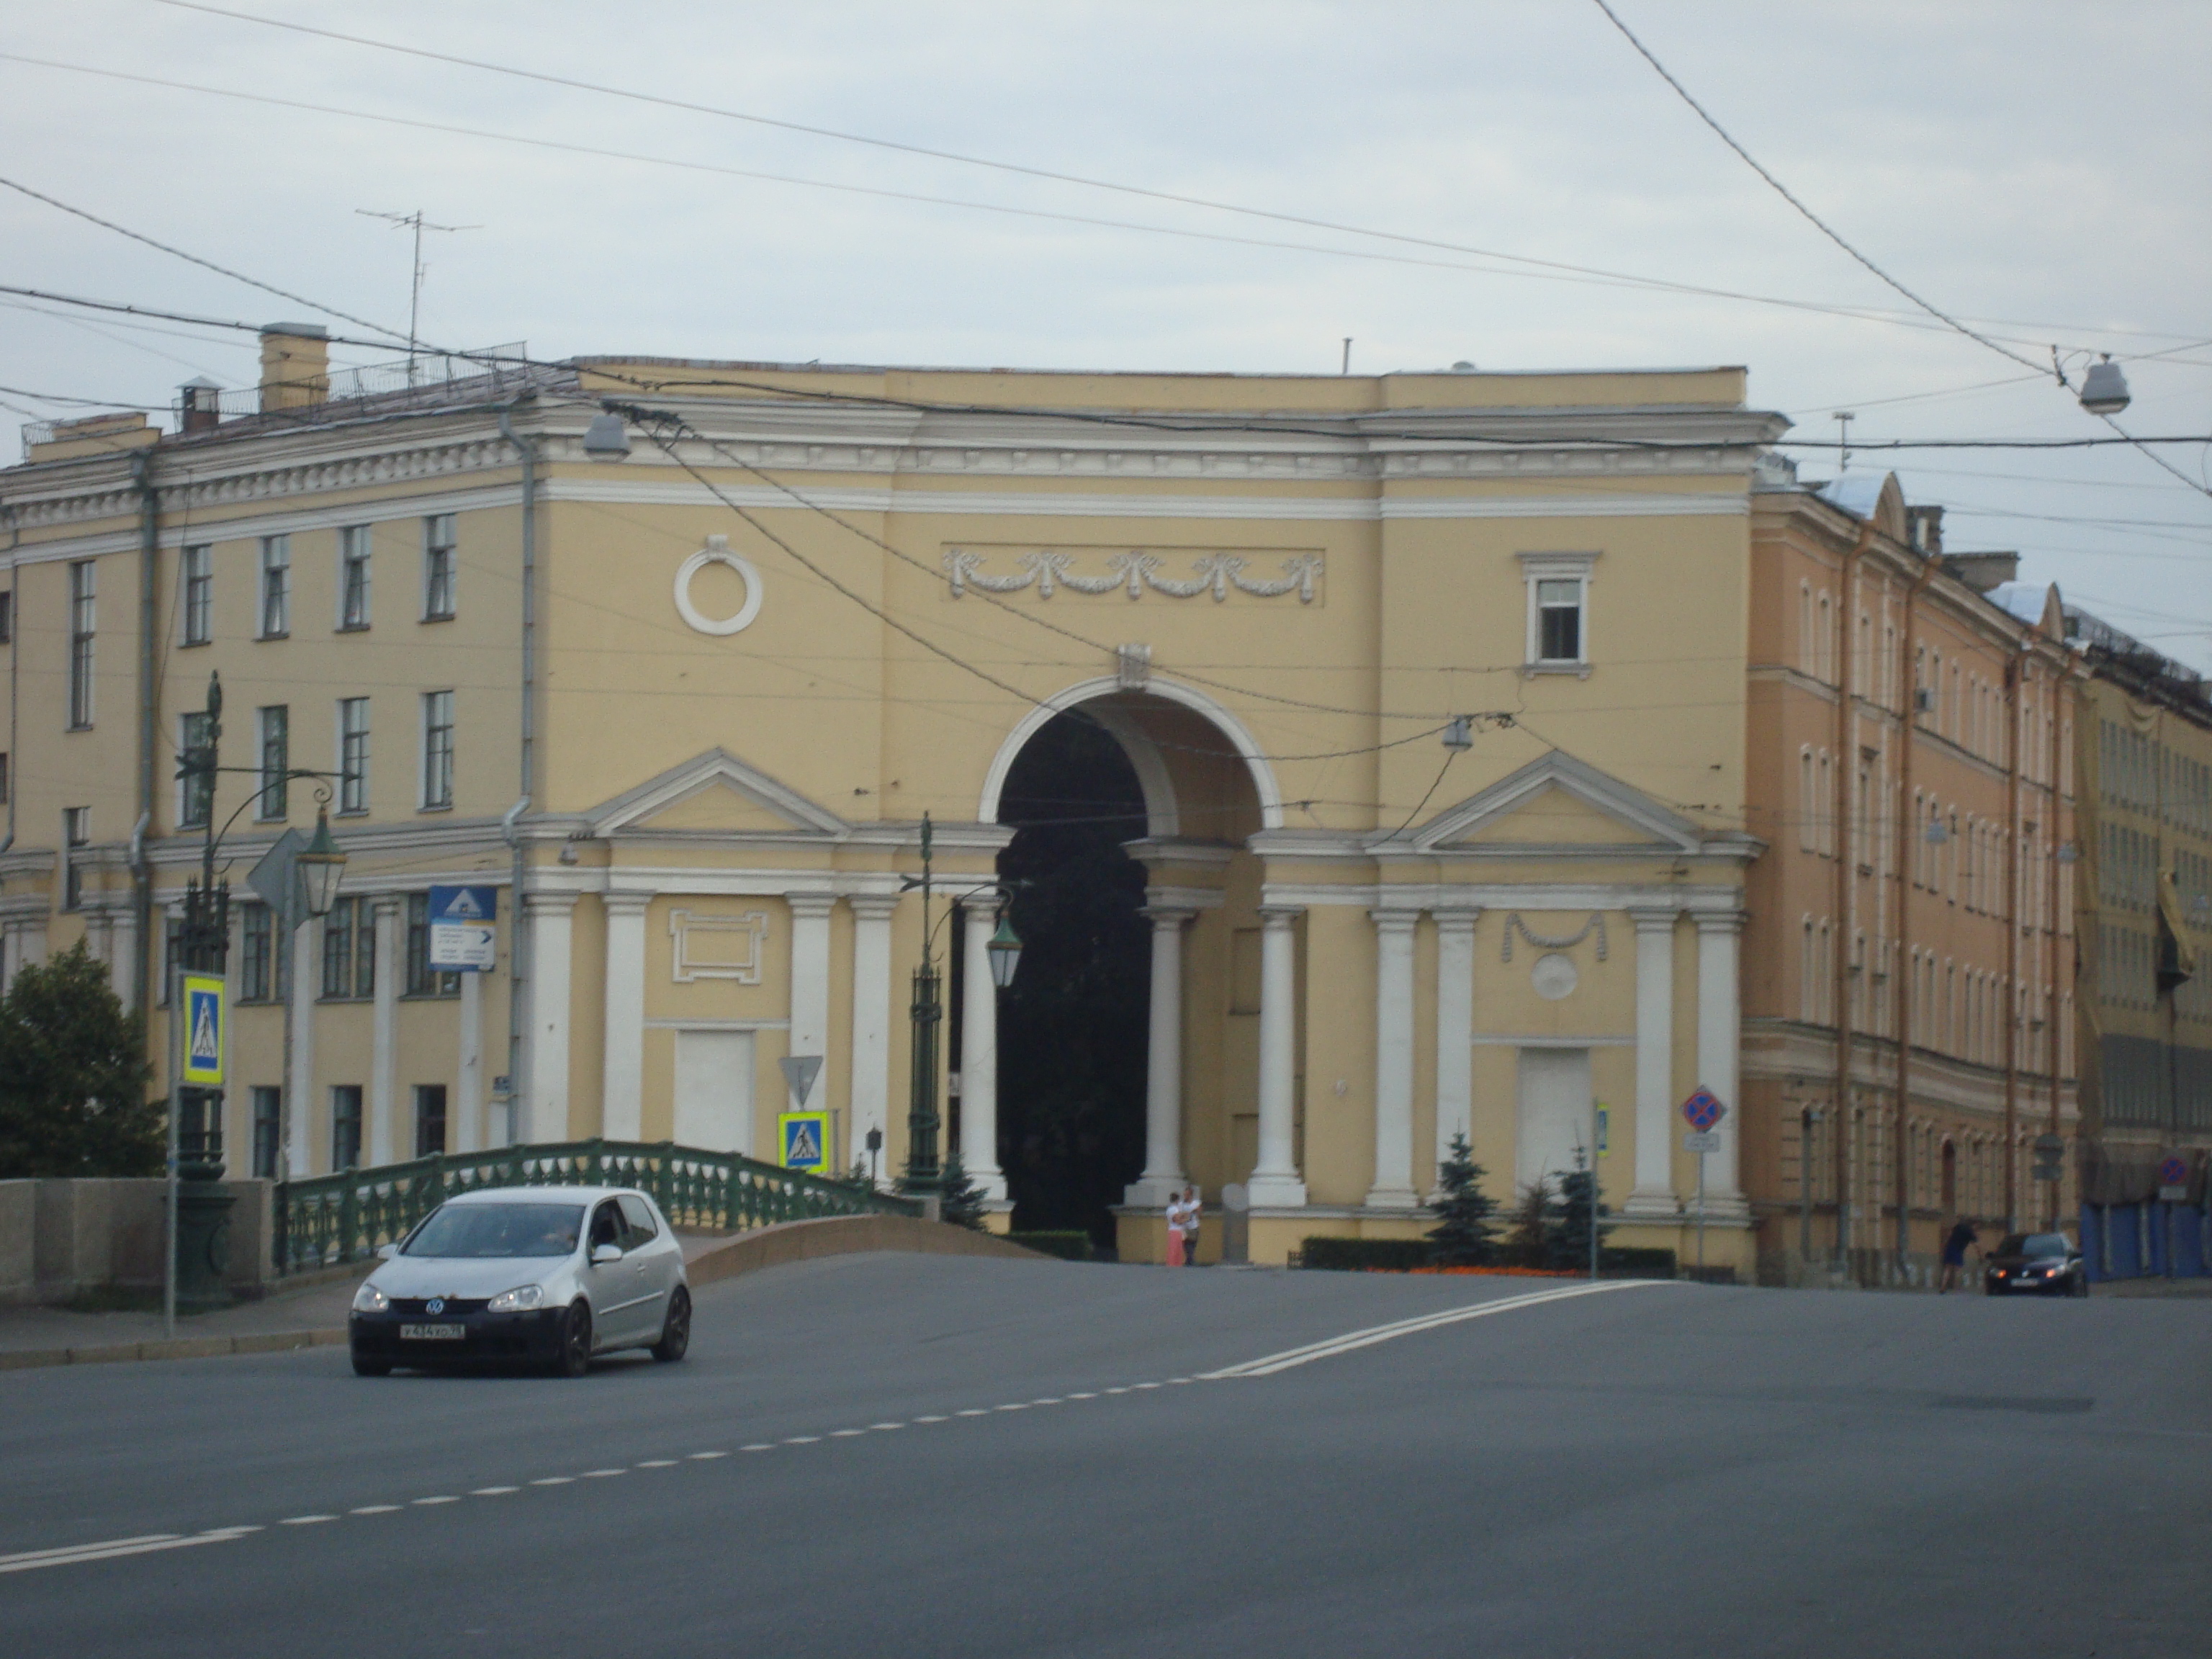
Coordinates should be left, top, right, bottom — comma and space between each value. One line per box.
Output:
2047, 645, 2075, 1229
1893, 552, 1936, 1278
2, 500, 18, 864
1832, 522, 1874, 1269
131, 450, 160, 1021
496, 399, 538, 1145
2002, 642, 2028, 1233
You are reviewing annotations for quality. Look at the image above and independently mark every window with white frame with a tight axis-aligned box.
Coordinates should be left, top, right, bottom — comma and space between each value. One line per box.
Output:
258, 705, 289, 819
337, 526, 372, 630
259, 535, 290, 637
1798, 748, 1816, 851
423, 514, 456, 621
337, 696, 369, 814
179, 710, 214, 829
63, 805, 89, 911
181, 544, 212, 646
420, 690, 454, 810
68, 560, 96, 727
1798, 583, 1814, 676
1518, 552, 1596, 671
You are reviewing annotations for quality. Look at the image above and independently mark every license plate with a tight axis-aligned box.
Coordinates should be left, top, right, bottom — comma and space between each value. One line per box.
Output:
399, 1323, 466, 1341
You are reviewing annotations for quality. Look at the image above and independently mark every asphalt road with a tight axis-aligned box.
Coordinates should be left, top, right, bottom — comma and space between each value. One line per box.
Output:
3, 1256, 2206, 1658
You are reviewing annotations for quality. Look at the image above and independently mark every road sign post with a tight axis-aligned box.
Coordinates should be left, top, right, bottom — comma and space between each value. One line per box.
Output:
1680, 1087, 1727, 1273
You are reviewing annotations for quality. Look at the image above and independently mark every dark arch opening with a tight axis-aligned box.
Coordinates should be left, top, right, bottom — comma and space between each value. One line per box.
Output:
991, 712, 1151, 1249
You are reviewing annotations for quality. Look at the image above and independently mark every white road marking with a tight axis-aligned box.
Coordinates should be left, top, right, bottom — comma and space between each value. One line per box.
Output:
956, 1408, 989, 1417
1031, 1398, 1063, 1406
529, 1478, 574, 1487
579, 1470, 625, 1478
1167, 1378, 1193, 1385
637, 1460, 678, 1468
739, 1444, 774, 1453
279, 1515, 338, 1526
994, 1403, 1028, 1412
1133, 1382, 1160, 1390
869, 1423, 905, 1431
1104, 1387, 1130, 1395
412, 1496, 462, 1506
690, 1451, 729, 1460
914, 1414, 948, 1423
0, 1531, 246, 1575
1202, 1280, 1681, 1379
471, 1488, 521, 1496
830, 1429, 867, 1438
349, 1506, 401, 1516
1067, 1393, 1097, 1400
784, 1436, 821, 1444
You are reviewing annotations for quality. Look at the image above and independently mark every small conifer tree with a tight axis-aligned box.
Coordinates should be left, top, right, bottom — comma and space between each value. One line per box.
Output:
0, 942, 161, 1179
937, 1148, 987, 1231
1550, 1154, 1609, 1273
1425, 1133, 1498, 1267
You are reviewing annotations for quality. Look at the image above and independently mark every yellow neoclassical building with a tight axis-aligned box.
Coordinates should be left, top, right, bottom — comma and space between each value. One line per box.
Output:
1, 328, 1788, 1267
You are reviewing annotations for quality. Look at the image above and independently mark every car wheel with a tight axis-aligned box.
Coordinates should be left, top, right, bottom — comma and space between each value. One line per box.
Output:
554, 1301, 593, 1378
652, 1287, 691, 1364
351, 1351, 392, 1377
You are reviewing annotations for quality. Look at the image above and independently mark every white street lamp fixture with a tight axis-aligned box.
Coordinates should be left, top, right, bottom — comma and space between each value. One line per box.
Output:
583, 410, 633, 461
986, 912, 1023, 989
296, 808, 348, 917
2077, 356, 2131, 416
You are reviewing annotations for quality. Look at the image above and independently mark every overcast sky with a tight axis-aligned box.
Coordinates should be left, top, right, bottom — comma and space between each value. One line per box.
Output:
4, 0, 2206, 670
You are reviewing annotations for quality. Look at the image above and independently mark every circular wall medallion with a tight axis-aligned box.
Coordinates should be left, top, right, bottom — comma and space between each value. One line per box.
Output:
1531, 952, 1578, 1001
673, 538, 764, 636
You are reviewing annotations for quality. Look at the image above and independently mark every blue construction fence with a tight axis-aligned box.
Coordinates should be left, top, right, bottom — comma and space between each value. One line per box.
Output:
2081, 1202, 2211, 1281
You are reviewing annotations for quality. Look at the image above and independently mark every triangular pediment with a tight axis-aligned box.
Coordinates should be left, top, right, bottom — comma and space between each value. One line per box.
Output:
1389, 750, 1703, 856
588, 749, 850, 839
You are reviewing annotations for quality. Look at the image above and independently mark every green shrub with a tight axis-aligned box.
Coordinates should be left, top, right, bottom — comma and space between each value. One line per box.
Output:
1009, 1231, 1093, 1262
1600, 1246, 1677, 1278
1299, 1236, 1434, 1272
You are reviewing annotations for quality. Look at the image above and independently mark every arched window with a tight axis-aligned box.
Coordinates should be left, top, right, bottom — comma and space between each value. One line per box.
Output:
1817, 592, 1833, 682
1801, 917, 1817, 1021
1799, 582, 1815, 676
1799, 748, 1816, 852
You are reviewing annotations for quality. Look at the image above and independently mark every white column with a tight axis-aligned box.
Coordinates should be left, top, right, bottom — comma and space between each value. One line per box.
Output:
0, 922, 16, 994
523, 893, 577, 1146
457, 968, 483, 1154
1431, 909, 1478, 1195
847, 895, 898, 1183
1247, 904, 1307, 1207
1125, 905, 1193, 1208
958, 904, 1008, 1201
600, 891, 650, 1143
287, 915, 317, 1175
787, 891, 835, 1110
1696, 909, 1748, 1215
1366, 907, 1421, 1210
1624, 907, 1681, 1218
369, 896, 401, 1166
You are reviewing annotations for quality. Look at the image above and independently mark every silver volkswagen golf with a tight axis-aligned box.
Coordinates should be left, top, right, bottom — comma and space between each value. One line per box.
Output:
349, 1186, 691, 1377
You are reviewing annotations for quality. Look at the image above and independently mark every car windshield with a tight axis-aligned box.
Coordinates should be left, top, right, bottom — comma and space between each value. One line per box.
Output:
403, 1202, 585, 1259
1995, 1233, 2068, 1259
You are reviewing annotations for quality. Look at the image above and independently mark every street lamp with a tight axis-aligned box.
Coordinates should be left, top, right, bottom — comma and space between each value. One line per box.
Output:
986, 912, 1023, 989
295, 808, 347, 918
2077, 356, 2131, 417
582, 409, 633, 461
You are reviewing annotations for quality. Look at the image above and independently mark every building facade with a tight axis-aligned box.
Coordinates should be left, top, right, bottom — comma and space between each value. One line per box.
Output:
4, 331, 1803, 1267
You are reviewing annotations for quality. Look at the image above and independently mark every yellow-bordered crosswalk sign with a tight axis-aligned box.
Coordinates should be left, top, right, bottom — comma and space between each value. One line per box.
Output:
778, 1110, 830, 1174
181, 974, 225, 1087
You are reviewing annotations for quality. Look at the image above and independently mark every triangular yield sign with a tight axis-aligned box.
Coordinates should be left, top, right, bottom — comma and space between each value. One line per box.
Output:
778, 1054, 824, 1107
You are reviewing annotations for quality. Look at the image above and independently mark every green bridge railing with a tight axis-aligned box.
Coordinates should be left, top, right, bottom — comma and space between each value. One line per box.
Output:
273, 1138, 920, 1275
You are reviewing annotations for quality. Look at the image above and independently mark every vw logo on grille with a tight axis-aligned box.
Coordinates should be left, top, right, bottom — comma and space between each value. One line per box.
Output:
426, 1298, 446, 1316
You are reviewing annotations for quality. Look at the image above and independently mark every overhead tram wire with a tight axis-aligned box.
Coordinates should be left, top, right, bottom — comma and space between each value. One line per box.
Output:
1589, 0, 2212, 500
128, 6, 2200, 356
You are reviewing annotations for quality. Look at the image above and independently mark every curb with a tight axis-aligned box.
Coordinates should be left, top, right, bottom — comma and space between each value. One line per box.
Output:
0, 1328, 346, 1373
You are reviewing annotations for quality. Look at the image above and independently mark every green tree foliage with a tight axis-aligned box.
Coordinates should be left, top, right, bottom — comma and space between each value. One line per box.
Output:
938, 1148, 987, 1231
1425, 1133, 1498, 1266
0, 942, 163, 1178
1503, 1177, 1552, 1267
1550, 1159, 1608, 1272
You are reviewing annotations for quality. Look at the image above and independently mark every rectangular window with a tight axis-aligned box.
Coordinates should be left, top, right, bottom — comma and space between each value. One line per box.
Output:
338, 697, 369, 814
423, 514, 456, 621
1519, 554, 1596, 671
240, 902, 274, 1002
68, 560, 96, 727
251, 1086, 282, 1179
1536, 580, 1583, 663
179, 710, 214, 829
258, 536, 290, 638
258, 705, 289, 819
63, 806, 90, 911
0, 752, 10, 805
331, 1085, 363, 1172
337, 525, 372, 630
321, 894, 375, 999
0, 588, 13, 643
405, 892, 462, 997
181, 544, 212, 646
414, 1084, 448, 1158
421, 690, 454, 810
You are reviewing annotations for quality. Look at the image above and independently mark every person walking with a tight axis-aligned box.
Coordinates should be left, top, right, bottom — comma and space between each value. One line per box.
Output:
1938, 1218, 1978, 1293
1164, 1191, 1190, 1267
1179, 1185, 1203, 1267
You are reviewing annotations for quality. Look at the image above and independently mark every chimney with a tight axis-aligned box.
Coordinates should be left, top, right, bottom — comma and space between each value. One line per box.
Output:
179, 376, 222, 434
1905, 503, 1944, 557
258, 323, 330, 413
1942, 551, 2020, 594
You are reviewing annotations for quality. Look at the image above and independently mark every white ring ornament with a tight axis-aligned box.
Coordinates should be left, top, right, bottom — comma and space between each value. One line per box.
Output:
673, 536, 764, 636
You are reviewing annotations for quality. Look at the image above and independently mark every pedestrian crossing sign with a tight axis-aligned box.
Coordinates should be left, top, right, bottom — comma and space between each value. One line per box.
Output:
181, 974, 225, 1087
778, 1111, 830, 1174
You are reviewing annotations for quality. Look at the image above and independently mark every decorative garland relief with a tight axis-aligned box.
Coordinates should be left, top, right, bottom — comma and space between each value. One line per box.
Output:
1499, 912, 1609, 963
945, 548, 1322, 603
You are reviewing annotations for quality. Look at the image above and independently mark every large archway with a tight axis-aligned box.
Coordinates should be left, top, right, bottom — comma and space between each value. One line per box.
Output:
981, 685, 1274, 1252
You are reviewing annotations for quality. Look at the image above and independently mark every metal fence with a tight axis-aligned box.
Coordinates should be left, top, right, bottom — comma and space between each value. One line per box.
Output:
273, 1138, 919, 1275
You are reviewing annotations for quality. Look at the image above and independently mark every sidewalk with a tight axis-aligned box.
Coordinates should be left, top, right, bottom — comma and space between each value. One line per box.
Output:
2097, 1274, 2212, 1298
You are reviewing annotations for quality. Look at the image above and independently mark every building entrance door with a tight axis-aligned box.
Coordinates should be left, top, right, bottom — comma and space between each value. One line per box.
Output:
674, 1030, 753, 1154
1516, 1047, 1594, 1193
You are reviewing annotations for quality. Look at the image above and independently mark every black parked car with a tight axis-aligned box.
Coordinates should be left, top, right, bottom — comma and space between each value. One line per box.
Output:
1984, 1232, 2089, 1297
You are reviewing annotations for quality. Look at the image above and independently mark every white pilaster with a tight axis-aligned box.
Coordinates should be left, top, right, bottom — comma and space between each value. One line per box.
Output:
457, 967, 483, 1154
1125, 904, 1194, 1208
600, 891, 650, 1143
1431, 909, 1478, 1193
0, 922, 17, 994
1696, 909, 1748, 1216
287, 915, 317, 1174
787, 891, 835, 1112
1247, 904, 1307, 1207
847, 895, 898, 1183
958, 904, 1008, 1200
522, 892, 577, 1146
369, 896, 400, 1166
1624, 907, 1681, 1219
1366, 907, 1421, 1210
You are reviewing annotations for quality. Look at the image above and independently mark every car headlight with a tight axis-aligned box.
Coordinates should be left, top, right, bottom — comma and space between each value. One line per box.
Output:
352, 1282, 389, 1313
486, 1284, 546, 1313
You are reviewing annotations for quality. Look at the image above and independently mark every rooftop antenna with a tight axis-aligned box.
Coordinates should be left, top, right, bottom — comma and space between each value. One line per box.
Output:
1833, 410, 1855, 475
356, 209, 479, 385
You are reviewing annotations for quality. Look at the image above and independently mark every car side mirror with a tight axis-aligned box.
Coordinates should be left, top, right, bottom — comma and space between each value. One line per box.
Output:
590, 1243, 623, 1265
377, 1243, 398, 1261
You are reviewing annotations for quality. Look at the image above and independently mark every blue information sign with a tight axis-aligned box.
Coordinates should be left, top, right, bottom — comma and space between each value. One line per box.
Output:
427, 885, 498, 971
